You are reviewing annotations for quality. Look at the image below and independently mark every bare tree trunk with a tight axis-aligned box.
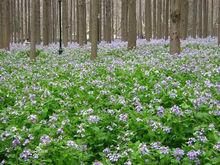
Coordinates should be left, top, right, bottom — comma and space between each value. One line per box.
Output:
165, 0, 169, 40
170, 0, 181, 55
104, 0, 112, 42
0, 1, 3, 48
138, 0, 143, 39
198, 0, 202, 38
43, 0, 51, 46
180, 0, 188, 39
128, 0, 137, 49
218, 0, 220, 45
121, 0, 128, 41
30, 0, 36, 60
91, 0, 98, 60
202, 0, 208, 38
157, 0, 162, 39
63, 0, 69, 46
153, 0, 157, 38
78, 0, 87, 46
145, 0, 152, 41
192, 0, 197, 38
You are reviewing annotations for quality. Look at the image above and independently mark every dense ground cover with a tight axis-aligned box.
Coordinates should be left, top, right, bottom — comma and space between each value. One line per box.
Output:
0, 38, 220, 164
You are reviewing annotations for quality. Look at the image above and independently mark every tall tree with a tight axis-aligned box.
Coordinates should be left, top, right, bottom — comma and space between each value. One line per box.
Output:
192, 0, 197, 38
157, 0, 162, 39
128, 0, 137, 49
43, 0, 51, 46
121, 0, 128, 41
164, 0, 169, 40
170, 0, 181, 54
202, 0, 208, 38
62, 0, 68, 46
78, 0, 87, 46
145, 0, 152, 41
138, 0, 143, 39
218, 0, 220, 45
30, 0, 36, 60
198, 0, 202, 38
180, 0, 188, 39
104, 0, 112, 42
0, 1, 3, 48
153, 0, 157, 38
91, 0, 98, 60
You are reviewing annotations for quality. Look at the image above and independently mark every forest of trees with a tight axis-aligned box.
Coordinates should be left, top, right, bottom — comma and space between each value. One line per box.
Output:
0, 0, 220, 59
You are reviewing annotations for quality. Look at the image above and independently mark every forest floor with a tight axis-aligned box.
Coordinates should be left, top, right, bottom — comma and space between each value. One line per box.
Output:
0, 38, 219, 164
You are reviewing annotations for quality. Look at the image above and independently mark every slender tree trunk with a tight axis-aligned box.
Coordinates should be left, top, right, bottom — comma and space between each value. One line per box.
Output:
0, 1, 3, 48
138, 0, 143, 39
30, 0, 36, 60
91, 0, 98, 60
43, 0, 51, 46
153, 0, 157, 38
218, 0, 220, 45
170, 0, 181, 55
165, 0, 169, 40
121, 0, 128, 41
198, 0, 202, 38
145, 0, 152, 41
78, 0, 87, 46
192, 0, 197, 38
180, 0, 188, 39
104, 0, 112, 42
157, 0, 162, 39
63, 0, 69, 46
128, 0, 137, 49
202, 0, 208, 38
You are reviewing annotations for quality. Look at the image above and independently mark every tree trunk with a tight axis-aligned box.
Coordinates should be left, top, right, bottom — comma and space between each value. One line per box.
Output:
198, 0, 202, 38
91, 0, 98, 60
202, 0, 208, 38
30, 0, 36, 60
104, 0, 112, 42
128, 0, 137, 50
78, 0, 87, 46
180, 0, 188, 39
157, 0, 162, 39
138, 0, 143, 39
218, 0, 220, 45
165, 0, 169, 40
153, 0, 157, 38
63, 0, 68, 46
121, 0, 128, 41
43, 0, 51, 46
192, 0, 197, 38
145, 0, 152, 41
170, 0, 181, 55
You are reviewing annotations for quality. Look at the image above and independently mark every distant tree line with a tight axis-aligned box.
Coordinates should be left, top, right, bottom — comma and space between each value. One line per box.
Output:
0, 0, 220, 60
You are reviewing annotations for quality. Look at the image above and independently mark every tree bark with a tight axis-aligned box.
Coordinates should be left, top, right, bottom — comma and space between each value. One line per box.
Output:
104, 0, 112, 42
145, 0, 152, 41
91, 0, 98, 60
164, 0, 170, 40
30, 0, 36, 60
170, 0, 181, 55
128, 0, 137, 50
218, 0, 220, 45
62, 0, 69, 46
198, 0, 202, 38
192, 0, 197, 38
78, 0, 87, 46
157, 0, 162, 39
121, 0, 128, 41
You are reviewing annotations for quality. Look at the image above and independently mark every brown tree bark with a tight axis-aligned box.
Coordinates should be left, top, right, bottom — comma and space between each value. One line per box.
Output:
104, 0, 112, 42
43, 0, 51, 46
128, 0, 137, 49
138, 0, 143, 39
78, 0, 87, 46
218, 0, 220, 45
153, 0, 157, 38
145, 0, 152, 41
157, 0, 162, 39
164, 0, 170, 40
170, 0, 181, 55
192, 0, 197, 38
121, 0, 128, 41
62, 0, 69, 46
198, 0, 202, 38
30, 0, 36, 60
91, 0, 98, 60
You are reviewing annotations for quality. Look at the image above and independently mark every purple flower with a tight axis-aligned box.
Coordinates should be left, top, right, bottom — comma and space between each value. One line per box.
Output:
20, 149, 32, 160
157, 106, 164, 117
173, 148, 184, 160
93, 161, 103, 165
139, 143, 149, 155
12, 137, 21, 147
187, 137, 196, 146
187, 150, 201, 160
40, 135, 51, 144
27, 114, 37, 123
119, 113, 128, 122
67, 140, 78, 149
159, 146, 169, 154
213, 142, 220, 151
88, 115, 100, 123
171, 105, 183, 116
